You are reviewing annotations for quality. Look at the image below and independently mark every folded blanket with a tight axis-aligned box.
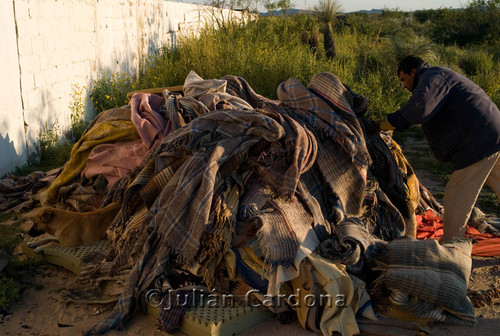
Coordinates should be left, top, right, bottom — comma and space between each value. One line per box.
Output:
318, 217, 384, 279
372, 238, 476, 325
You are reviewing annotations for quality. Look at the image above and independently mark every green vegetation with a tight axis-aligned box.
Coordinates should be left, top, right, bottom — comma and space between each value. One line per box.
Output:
14, 0, 498, 200
13, 128, 73, 176
13, 83, 87, 176
88, 0, 500, 120
0, 215, 39, 310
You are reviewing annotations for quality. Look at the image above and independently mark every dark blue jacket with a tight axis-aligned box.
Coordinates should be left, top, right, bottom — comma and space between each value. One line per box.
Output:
387, 63, 500, 170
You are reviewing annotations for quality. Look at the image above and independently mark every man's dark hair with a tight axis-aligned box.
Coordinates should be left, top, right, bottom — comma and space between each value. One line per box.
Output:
397, 55, 424, 75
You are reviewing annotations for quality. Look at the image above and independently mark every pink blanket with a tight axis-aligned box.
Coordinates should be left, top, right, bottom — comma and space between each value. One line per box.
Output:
83, 93, 172, 186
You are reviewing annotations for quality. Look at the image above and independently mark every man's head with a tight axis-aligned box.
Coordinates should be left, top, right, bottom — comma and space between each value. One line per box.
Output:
397, 55, 424, 92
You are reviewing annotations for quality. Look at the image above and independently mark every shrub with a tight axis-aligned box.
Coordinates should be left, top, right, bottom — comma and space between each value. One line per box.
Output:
90, 72, 135, 113
458, 49, 495, 76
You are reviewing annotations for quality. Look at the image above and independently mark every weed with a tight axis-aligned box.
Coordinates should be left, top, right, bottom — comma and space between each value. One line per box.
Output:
91, 72, 135, 112
69, 84, 88, 141
0, 221, 40, 310
477, 189, 500, 217
0, 213, 15, 223
0, 275, 20, 310
0, 221, 23, 253
458, 49, 495, 76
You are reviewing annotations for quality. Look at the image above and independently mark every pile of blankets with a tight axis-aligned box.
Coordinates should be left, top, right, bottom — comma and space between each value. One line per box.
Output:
3, 70, 496, 336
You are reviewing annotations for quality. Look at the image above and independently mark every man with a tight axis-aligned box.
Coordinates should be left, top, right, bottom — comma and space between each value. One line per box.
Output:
380, 55, 500, 242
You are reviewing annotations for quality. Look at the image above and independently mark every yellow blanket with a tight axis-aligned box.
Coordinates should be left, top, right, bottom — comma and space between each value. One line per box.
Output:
45, 120, 139, 204
389, 140, 420, 236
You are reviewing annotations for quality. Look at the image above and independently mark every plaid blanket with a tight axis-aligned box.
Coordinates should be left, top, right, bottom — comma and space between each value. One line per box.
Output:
238, 172, 315, 272
372, 238, 476, 325
225, 74, 369, 219
277, 77, 369, 218
81, 72, 378, 335
361, 177, 406, 241
84, 110, 290, 334
365, 132, 416, 236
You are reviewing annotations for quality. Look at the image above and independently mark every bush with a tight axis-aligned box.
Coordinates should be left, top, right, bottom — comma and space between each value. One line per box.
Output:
87, 9, 500, 121
91, 72, 135, 112
458, 49, 495, 76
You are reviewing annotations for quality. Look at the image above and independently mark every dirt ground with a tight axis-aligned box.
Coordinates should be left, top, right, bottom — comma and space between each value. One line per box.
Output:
0, 206, 499, 336
0, 249, 498, 336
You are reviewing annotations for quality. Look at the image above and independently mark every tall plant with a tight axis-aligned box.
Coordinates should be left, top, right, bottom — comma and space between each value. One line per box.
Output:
314, 0, 343, 60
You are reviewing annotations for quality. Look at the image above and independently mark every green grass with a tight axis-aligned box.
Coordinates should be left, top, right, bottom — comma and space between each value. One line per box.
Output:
89, 10, 500, 121
0, 215, 40, 310
0, 275, 20, 310
477, 189, 500, 217
13, 132, 74, 177
0, 220, 23, 253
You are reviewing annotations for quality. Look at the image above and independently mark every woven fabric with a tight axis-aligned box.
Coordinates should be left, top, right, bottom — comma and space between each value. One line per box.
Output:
373, 238, 476, 325
84, 110, 287, 334
0, 171, 48, 211
365, 132, 415, 235
318, 217, 384, 277
223, 75, 282, 110
360, 177, 407, 241
237, 152, 318, 273
80, 72, 379, 335
45, 120, 140, 204
129, 92, 170, 150
276, 76, 369, 218
287, 252, 367, 336
278, 76, 369, 169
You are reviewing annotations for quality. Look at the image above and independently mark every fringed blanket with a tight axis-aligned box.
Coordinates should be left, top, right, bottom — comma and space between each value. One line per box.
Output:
372, 238, 476, 325
43, 71, 459, 336
225, 74, 370, 219
277, 75, 370, 218
83, 109, 314, 334
365, 132, 416, 236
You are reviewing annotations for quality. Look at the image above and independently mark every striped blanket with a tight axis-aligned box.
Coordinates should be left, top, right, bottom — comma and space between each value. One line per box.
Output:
84, 109, 310, 334
277, 76, 370, 218
0, 171, 49, 212
372, 238, 476, 325
77, 71, 421, 336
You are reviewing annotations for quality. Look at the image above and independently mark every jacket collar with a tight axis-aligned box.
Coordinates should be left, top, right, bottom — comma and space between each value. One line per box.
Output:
412, 62, 430, 91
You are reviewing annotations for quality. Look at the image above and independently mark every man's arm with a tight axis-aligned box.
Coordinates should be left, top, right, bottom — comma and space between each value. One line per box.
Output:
388, 71, 451, 131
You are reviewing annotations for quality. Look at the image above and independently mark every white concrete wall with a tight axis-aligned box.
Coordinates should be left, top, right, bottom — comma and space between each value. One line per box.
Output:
1, 1, 29, 174
0, 0, 247, 176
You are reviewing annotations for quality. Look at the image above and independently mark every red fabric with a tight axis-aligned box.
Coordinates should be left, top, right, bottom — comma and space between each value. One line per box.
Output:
417, 209, 500, 257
